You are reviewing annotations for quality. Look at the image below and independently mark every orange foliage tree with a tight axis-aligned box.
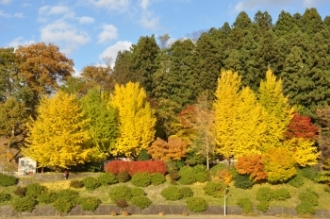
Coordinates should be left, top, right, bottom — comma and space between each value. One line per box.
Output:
235, 155, 267, 182
147, 136, 188, 162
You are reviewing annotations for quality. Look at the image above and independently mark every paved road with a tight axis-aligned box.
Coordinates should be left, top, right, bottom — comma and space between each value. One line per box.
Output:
0, 215, 294, 219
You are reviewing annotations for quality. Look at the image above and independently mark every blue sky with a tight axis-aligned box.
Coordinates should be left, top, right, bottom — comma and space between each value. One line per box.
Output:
1, 0, 330, 74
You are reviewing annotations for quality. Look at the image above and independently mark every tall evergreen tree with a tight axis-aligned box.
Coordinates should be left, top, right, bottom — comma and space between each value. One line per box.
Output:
194, 34, 221, 99
165, 39, 196, 108
113, 50, 133, 85
130, 35, 160, 97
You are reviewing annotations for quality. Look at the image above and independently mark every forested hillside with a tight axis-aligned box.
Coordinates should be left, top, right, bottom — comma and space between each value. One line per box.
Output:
0, 8, 330, 174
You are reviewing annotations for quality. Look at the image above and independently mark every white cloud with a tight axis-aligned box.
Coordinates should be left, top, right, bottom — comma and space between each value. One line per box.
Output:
0, 0, 11, 5
7, 37, 35, 48
98, 24, 118, 43
140, 13, 160, 30
87, 0, 130, 12
139, 0, 150, 10
0, 10, 24, 18
138, 0, 160, 30
39, 5, 70, 16
40, 20, 90, 54
78, 16, 95, 24
100, 41, 132, 66
14, 13, 23, 18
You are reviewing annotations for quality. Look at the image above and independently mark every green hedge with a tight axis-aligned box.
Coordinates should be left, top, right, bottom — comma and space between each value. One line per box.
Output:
130, 196, 152, 209
161, 186, 183, 201
12, 197, 37, 213
186, 197, 208, 212
0, 173, 18, 187
131, 172, 151, 187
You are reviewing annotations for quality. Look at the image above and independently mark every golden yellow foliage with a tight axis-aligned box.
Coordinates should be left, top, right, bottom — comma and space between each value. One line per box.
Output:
23, 91, 94, 169
109, 82, 156, 157
282, 138, 319, 167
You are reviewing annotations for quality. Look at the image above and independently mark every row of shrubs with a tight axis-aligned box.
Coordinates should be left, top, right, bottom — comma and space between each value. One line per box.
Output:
236, 187, 319, 217
0, 183, 101, 213
70, 172, 166, 190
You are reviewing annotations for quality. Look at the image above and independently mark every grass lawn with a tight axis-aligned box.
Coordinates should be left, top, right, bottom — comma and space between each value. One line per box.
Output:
5, 171, 330, 211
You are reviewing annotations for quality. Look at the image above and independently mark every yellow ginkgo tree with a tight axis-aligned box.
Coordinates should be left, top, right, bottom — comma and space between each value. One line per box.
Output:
109, 82, 156, 158
23, 91, 94, 171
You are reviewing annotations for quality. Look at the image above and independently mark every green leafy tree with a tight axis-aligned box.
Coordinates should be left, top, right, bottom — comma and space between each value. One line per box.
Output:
22, 91, 94, 170
109, 82, 156, 157
80, 88, 119, 157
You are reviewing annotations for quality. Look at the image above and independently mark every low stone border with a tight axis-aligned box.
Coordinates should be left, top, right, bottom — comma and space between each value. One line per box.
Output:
1, 205, 330, 218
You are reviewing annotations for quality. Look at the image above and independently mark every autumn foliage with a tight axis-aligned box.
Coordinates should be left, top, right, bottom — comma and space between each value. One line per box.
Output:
285, 112, 318, 140
235, 155, 267, 182
147, 136, 188, 162
104, 160, 166, 176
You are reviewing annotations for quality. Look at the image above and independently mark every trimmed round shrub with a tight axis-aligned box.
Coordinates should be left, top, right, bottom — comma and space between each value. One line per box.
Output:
13, 186, 26, 197
82, 177, 101, 190
192, 164, 207, 173
109, 185, 132, 202
273, 188, 291, 201
116, 171, 131, 183
0, 173, 18, 186
79, 197, 101, 211
298, 189, 319, 206
186, 197, 208, 212
287, 174, 304, 188
53, 197, 76, 213
130, 196, 152, 209
256, 187, 273, 202
161, 186, 183, 201
237, 198, 253, 214
38, 191, 58, 204
0, 193, 11, 203
150, 173, 165, 185
203, 181, 226, 198
131, 172, 151, 187
195, 172, 209, 182
210, 163, 227, 176
257, 201, 269, 213
98, 173, 118, 186
131, 187, 145, 197
57, 189, 80, 205
52, 190, 80, 213
178, 166, 195, 185
296, 202, 316, 216
25, 183, 47, 198
181, 187, 193, 198
234, 174, 254, 189
12, 197, 37, 213
69, 180, 84, 188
